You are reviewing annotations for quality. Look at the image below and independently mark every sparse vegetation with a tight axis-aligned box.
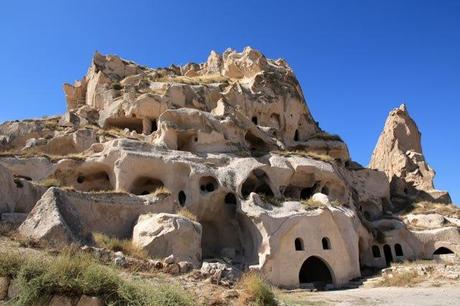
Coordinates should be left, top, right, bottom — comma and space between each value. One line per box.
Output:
92, 233, 148, 259
152, 185, 172, 197
377, 270, 423, 287
237, 272, 277, 306
274, 150, 335, 163
177, 209, 197, 221
308, 132, 343, 142
301, 198, 325, 210
38, 177, 63, 188
156, 74, 229, 85
260, 194, 284, 207
0, 250, 195, 306
403, 201, 460, 218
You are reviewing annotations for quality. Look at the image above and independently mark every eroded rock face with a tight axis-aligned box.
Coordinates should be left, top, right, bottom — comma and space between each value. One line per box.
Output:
132, 213, 202, 267
0, 48, 457, 290
369, 104, 451, 204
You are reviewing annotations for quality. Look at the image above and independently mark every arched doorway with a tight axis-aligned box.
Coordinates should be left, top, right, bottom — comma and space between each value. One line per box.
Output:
433, 247, 454, 255
383, 244, 393, 266
299, 256, 333, 289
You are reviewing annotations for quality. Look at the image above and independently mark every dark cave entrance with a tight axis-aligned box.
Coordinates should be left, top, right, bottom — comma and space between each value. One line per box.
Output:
383, 244, 393, 266
299, 256, 333, 289
433, 247, 454, 255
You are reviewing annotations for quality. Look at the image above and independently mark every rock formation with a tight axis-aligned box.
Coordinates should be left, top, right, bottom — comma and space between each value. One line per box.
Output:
370, 104, 451, 206
0, 47, 458, 291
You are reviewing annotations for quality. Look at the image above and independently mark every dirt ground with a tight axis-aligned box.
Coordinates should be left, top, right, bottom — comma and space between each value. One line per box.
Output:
279, 286, 460, 306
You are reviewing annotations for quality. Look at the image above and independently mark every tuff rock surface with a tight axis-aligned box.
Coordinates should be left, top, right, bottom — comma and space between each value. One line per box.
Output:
0, 47, 458, 293
370, 104, 451, 205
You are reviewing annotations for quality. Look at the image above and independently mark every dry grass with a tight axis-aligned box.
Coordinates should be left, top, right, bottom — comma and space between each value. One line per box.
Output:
38, 177, 63, 188
307, 132, 343, 142
301, 198, 325, 210
177, 209, 197, 222
377, 270, 423, 287
404, 201, 460, 218
156, 74, 229, 85
0, 249, 195, 306
92, 233, 148, 260
236, 272, 277, 306
152, 186, 172, 197
274, 150, 335, 163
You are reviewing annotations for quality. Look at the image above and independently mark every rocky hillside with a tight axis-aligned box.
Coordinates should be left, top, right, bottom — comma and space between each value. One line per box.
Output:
0, 47, 458, 305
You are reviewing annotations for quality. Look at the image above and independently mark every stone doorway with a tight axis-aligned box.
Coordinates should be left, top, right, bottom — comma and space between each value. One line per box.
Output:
299, 256, 333, 289
383, 244, 393, 266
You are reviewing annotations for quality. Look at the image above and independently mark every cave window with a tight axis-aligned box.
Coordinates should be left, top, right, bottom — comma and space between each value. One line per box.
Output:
321, 186, 329, 195
178, 191, 186, 206
300, 185, 316, 200
394, 243, 404, 257
295, 238, 304, 251
199, 176, 218, 194
74, 169, 112, 192
294, 129, 299, 142
372, 245, 381, 258
322, 237, 331, 250
252, 116, 258, 125
106, 117, 143, 134
225, 193, 237, 205
151, 119, 157, 133
130, 177, 164, 196
364, 211, 371, 221
241, 169, 274, 198
14, 178, 24, 189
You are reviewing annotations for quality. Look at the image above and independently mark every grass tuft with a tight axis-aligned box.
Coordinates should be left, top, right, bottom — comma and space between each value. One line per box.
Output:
237, 272, 277, 306
377, 270, 422, 287
0, 250, 195, 306
177, 209, 197, 222
92, 233, 148, 260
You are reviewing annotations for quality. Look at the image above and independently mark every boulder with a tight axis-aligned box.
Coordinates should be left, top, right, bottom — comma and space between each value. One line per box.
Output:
0, 164, 18, 214
17, 188, 87, 247
132, 213, 202, 267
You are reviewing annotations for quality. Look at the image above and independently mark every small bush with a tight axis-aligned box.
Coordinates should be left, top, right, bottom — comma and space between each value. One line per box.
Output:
93, 233, 148, 259
237, 272, 277, 306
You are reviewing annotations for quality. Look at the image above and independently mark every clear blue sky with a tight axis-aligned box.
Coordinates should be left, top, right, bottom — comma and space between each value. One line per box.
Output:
0, 1, 458, 203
